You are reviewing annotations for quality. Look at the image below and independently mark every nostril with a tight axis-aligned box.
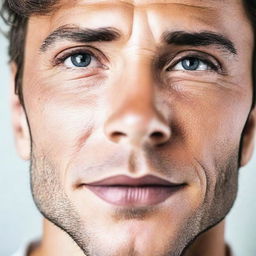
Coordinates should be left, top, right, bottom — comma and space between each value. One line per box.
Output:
105, 112, 171, 146
149, 130, 170, 146
112, 131, 126, 136
150, 131, 164, 139
111, 131, 127, 141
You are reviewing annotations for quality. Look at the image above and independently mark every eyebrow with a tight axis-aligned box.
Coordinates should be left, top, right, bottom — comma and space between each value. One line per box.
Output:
40, 26, 237, 56
162, 31, 237, 55
40, 25, 121, 52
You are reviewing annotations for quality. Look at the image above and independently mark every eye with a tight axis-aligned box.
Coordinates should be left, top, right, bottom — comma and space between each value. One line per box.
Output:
64, 53, 93, 68
171, 57, 216, 71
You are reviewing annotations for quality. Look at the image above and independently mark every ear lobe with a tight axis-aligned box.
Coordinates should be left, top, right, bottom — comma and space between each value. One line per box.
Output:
240, 107, 256, 167
10, 63, 31, 160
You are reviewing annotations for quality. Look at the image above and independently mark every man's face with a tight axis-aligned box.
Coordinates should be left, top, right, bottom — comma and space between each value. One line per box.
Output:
13, 0, 255, 255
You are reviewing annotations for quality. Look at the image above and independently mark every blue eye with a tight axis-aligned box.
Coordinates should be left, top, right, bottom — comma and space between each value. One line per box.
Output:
181, 58, 200, 70
172, 57, 215, 71
64, 53, 92, 68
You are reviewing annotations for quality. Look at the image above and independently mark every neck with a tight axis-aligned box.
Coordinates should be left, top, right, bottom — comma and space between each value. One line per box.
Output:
30, 219, 84, 256
184, 221, 227, 256
31, 219, 227, 256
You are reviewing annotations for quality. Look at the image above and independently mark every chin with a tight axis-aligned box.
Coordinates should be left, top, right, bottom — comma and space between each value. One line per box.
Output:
74, 208, 195, 256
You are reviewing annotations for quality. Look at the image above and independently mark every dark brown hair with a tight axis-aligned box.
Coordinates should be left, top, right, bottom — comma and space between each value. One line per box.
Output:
1, 0, 59, 105
1, 0, 256, 107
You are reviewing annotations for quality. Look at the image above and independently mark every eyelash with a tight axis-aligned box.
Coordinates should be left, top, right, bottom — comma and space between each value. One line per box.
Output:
53, 47, 222, 75
53, 47, 103, 67
166, 53, 222, 73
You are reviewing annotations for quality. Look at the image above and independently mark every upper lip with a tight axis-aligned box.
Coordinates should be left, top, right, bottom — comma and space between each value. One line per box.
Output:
85, 175, 184, 187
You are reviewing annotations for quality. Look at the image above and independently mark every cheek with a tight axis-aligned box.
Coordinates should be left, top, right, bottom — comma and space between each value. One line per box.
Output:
164, 83, 251, 204
175, 86, 250, 158
23, 76, 104, 170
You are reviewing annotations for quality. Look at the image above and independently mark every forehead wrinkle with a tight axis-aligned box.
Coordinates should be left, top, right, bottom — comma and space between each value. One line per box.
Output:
29, 0, 248, 58
49, 0, 227, 31
50, 0, 222, 41
60, 0, 223, 11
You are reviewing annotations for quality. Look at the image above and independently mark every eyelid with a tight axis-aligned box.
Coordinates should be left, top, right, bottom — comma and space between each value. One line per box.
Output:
169, 56, 218, 72
165, 50, 223, 73
52, 45, 108, 68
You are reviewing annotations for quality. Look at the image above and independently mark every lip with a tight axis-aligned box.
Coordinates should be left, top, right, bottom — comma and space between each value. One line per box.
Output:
83, 175, 186, 207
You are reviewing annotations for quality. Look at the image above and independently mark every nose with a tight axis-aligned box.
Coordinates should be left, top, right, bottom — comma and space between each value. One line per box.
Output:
104, 104, 171, 147
104, 59, 171, 148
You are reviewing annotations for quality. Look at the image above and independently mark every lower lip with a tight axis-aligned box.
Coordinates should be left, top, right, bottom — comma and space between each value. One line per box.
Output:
85, 185, 184, 207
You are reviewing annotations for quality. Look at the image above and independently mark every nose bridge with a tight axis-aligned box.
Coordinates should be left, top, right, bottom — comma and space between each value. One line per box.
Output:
103, 6, 171, 147
104, 56, 171, 147
112, 55, 156, 122
123, 56, 155, 104
117, 4, 156, 104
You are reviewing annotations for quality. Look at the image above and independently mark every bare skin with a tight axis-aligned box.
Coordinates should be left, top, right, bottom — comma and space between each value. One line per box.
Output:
29, 220, 227, 256
11, 0, 256, 256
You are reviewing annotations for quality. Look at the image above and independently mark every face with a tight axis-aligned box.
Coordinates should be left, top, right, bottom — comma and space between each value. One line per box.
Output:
12, 0, 256, 256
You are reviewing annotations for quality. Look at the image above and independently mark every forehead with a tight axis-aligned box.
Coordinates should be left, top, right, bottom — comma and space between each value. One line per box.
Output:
59, 0, 236, 8
37, 0, 248, 33
27, 0, 252, 55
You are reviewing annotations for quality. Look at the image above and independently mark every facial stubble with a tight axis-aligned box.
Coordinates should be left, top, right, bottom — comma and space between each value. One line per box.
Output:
29, 141, 239, 256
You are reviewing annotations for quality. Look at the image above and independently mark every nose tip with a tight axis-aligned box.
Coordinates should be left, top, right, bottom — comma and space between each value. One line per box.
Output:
104, 112, 171, 147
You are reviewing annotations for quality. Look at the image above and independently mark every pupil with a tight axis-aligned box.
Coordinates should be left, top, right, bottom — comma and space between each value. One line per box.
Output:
182, 58, 199, 70
71, 53, 91, 67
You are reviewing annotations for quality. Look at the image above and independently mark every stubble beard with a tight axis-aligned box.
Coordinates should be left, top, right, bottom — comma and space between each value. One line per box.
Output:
29, 145, 239, 256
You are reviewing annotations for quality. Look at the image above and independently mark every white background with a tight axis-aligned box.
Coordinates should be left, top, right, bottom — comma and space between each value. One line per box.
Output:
0, 23, 256, 256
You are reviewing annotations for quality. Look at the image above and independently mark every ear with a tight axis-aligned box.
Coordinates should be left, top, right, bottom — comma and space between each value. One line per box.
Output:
240, 107, 256, 167
10, 63, 31, 160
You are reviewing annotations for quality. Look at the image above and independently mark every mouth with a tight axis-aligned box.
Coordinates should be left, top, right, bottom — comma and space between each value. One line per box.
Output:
82, 175, 186, 207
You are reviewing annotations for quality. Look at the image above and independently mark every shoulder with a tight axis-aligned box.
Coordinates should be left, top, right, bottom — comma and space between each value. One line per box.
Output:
226, 244, 236, 256
11, 240, 39, 256
11, 244, 29, 256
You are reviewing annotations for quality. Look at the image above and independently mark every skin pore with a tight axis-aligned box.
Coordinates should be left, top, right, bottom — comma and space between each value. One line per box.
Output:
11, 0, 256, 256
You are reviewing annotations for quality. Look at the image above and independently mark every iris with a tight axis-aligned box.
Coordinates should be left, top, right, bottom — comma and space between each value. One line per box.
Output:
181, 57, 200, 70
70, 53, 92, 67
